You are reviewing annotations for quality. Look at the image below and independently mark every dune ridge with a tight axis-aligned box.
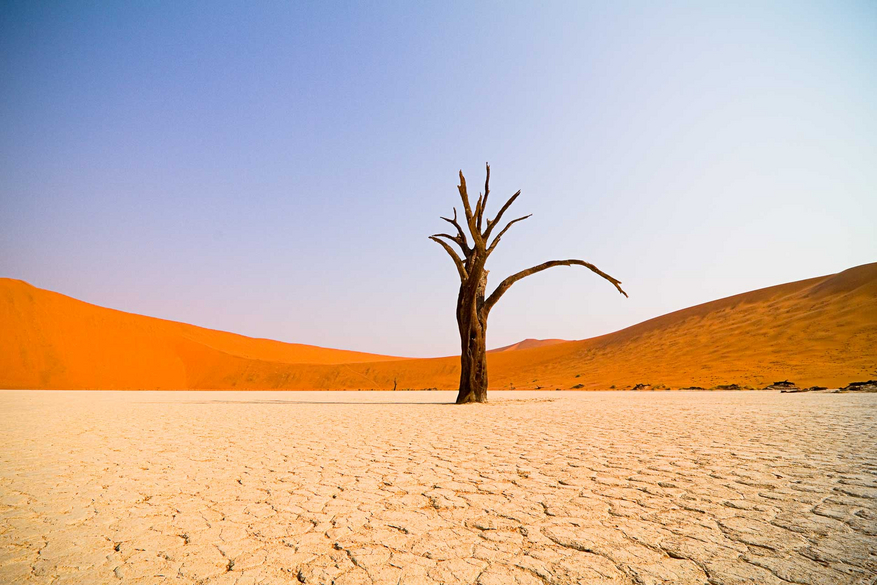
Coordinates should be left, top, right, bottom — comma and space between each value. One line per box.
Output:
1, 263, 875, 390
0, 280, 403, 390
488, 338, 568, 353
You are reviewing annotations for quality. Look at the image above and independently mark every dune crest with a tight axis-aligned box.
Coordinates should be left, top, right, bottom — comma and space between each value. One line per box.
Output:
0, 280, 402, 390
489, 338, 568, 353
1, 262, 875, 390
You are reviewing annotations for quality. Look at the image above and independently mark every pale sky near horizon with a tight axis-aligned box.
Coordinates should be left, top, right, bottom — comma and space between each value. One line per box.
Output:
1, 1, 875, 357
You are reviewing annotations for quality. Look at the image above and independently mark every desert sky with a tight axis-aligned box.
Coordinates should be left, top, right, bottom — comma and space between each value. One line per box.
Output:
2, 2, 876, 358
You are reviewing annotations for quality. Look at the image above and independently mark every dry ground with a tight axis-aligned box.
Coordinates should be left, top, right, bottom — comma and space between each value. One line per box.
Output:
0, 390, 875, 585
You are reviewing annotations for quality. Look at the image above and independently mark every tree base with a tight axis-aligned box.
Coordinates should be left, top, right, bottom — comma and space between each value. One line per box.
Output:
455, 388, 487, 404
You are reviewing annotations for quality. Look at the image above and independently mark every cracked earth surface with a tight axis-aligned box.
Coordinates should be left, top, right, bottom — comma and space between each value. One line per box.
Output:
0, 390, 875, 585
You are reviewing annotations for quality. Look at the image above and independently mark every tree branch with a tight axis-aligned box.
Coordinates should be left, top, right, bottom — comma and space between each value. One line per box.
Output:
457, 170, 485, 250
457, 171, 474, 222
484, 189, 522, 240
429, 236, 467, 281
482, 163, 490, 225
484, 259, 627, 314
440, 207, 470, 253
431, 232, 468, 255
477, 163, 490, 232
486, 214, 532, 254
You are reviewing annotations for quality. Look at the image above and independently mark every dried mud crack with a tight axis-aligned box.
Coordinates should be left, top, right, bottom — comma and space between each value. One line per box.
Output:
0, 390, 875, 584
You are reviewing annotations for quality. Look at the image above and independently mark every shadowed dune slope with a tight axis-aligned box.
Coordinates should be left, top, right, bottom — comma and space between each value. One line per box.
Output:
0, 279, 403, 389
2, 262, 875, 390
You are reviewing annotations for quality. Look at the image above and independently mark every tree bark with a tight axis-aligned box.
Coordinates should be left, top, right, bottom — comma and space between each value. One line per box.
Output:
430, 164, 627, 405
456, 271, 489, 404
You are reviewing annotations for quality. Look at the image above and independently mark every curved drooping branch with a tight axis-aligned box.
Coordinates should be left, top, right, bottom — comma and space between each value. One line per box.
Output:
484, 259, 628, 314
428, 235, 467, 281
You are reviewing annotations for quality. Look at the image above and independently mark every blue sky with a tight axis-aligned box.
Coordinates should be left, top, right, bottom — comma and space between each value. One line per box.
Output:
1, 1, 875, 357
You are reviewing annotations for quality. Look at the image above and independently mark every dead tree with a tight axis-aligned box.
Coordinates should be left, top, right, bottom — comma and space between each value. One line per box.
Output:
430, 163, 628, 404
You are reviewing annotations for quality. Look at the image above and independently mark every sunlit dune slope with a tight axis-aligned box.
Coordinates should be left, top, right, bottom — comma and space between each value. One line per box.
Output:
254, 262, 871, 391
2, 263, 875, 390
478, 262, 877, 390
489, 338, 568, 353
0, 279, 403, 390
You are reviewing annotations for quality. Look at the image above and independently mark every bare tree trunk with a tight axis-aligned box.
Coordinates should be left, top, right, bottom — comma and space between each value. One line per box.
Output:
456, 272, 489, 404
430, 164, 627, 405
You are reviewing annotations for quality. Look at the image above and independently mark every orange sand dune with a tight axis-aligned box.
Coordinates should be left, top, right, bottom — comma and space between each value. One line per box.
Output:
489, 338, 568, 353
0, 279, 403, 390
2, 263, 875, 390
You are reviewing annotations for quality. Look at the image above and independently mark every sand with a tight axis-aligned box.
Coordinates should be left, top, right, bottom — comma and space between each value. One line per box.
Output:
1, 390, 874, 584
3, 262, 876, 391
0, 278, 402, 391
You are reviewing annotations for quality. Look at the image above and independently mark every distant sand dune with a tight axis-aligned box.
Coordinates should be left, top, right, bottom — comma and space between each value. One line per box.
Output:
1, 262, 875, 390
488, 338, 568, 353
0, 280, 402, 390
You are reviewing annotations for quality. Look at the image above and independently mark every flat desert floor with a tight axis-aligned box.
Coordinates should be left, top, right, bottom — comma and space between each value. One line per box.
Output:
1, 391, 875, 585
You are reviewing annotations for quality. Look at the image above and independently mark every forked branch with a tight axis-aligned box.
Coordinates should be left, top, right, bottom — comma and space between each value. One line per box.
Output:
436, 164, 527, 261
440, 208, 470, 252
431, 231, 467, 254
484, 189, 522, 240
484, 259, 628, 314
457, 172, 484, 249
